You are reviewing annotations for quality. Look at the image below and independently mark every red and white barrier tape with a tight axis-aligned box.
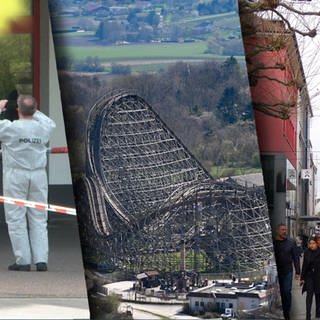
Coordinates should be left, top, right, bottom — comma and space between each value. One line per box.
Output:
0, 146, 73, 214
0, 147, 68, 154
0, 196, 76, 216
48, 147, 68, 154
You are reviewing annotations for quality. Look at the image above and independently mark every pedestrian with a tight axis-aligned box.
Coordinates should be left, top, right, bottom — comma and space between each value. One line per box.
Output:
296, 235, 304, 257
273, 223, 301, 320
300, 236, 320, 320
317, 237, 320, 248
0, 95, 56, 271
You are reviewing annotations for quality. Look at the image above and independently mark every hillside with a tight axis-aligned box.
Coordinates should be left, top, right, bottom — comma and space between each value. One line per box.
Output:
58, 58, 262, 179
50, 0, 243, 74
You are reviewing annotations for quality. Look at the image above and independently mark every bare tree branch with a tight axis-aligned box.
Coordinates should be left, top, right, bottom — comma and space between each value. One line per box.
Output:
249, 63, 286, 73
243, 39, 288, 59
239, 0, 317, 37
239, 0, 281, 14
278, 2, 320, 16
239, 0, 319, 119
251, 73, 296, 86
271, 8, 317, 37
252, 101, 295, 119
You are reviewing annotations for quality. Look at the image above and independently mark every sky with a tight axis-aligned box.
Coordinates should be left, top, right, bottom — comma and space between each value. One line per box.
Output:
288, 1, 320, 198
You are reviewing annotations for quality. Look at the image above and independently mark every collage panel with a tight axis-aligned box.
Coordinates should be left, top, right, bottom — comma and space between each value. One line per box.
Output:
239, 1, 320, 320
49, 0, 282, 319
2, 0, 319, 319
0, 1, 89, 319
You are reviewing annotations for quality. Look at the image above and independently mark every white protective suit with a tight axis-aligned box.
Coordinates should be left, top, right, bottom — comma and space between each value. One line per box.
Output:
0, 111, 56, 265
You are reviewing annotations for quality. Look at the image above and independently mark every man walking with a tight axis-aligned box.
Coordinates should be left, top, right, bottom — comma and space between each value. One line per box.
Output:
0, 96, 55, 271
274, 223, 301, 320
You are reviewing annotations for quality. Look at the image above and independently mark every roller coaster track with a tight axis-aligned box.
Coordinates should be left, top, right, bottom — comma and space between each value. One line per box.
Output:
76, 90, 273, 274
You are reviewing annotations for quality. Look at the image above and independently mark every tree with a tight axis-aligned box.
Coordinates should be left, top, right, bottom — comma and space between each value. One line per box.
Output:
222, 56, 240, 74
239, 0, 320, 119
56, 56, 73, 71
111, 63, 131, 75
127, 10, 139, 30
74, 56, 104, 72
78, 17, 95, 31
138, 24, 154, 42
206, 37, 225, 55
216, 87, 241, 124
95, 20, 126, 43
0, 34, 32, 99
197, 0, 237, 15
146, 11, 160, 27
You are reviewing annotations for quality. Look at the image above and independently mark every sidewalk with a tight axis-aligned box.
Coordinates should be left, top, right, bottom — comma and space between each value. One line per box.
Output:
0, 214, 90, 319
291, 278, 315, 320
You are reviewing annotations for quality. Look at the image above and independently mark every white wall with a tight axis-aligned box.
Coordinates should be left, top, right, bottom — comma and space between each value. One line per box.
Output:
40, 0, 72, 185
48, 21, 72, 185
238, 296, 260, 310
189, 294, 261, 313
189, 295, 238, 312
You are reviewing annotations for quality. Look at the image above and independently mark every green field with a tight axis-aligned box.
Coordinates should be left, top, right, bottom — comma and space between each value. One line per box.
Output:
210, 166, 261, 179
55, 41, 243, 62
180, 11, 238, 24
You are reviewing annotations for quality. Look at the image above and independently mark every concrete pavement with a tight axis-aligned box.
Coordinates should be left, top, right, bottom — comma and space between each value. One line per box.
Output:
0, 298, 89, 319
291, 277, 315, 320
0, 213, 90, 319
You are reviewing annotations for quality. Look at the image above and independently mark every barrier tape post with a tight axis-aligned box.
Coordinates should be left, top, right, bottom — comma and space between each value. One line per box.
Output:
0, 196, 77, 216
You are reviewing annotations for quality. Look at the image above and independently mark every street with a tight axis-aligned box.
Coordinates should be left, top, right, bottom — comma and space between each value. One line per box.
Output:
105, 281, 216, 319
120, 302, 207, 320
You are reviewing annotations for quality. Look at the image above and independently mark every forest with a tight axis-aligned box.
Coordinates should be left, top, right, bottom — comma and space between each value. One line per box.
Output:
59, 57, 261, 179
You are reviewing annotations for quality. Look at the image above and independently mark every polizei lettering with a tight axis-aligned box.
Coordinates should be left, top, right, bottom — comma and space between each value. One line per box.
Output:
19, 138, 42, 144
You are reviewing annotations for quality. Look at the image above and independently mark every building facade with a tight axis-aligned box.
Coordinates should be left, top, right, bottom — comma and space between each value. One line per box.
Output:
188, 282, 268, 315
0, 0, 72, 209
243, 18, 316, 237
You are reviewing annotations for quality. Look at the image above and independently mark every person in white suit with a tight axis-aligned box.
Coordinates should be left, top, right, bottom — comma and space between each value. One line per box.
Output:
0, 96, 56, 271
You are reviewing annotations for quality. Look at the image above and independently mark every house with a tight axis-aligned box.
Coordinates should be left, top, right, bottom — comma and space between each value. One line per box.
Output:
109, 6, 129, 16
82, 4, 109, 17
60, 8, 81, 17
135, 1, 152, 10
187, 282, 269, 315
136, 271, 160, 289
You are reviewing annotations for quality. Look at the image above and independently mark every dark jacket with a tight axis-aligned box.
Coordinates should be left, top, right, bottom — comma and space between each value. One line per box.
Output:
273, 237, 300, 276
301, 247, 320, 294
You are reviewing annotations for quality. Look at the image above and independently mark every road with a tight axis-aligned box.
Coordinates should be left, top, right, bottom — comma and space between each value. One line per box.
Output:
120, 302, 206, 320
105, 281, 212, 319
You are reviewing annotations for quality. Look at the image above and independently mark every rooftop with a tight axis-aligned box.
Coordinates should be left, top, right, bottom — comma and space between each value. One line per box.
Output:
188, 282, 268, 299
